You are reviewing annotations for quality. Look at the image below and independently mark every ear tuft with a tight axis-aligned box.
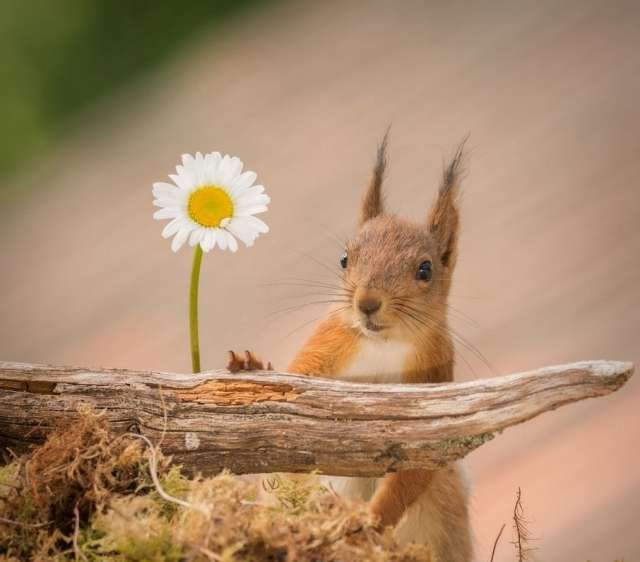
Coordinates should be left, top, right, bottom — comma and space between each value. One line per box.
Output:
441, 136, 467, 197
359, 128, 390, 225
427, 136, 468, 268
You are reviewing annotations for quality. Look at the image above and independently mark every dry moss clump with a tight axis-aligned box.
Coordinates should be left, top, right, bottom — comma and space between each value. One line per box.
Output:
0, 406, 150, 561
0, 409, 431, 562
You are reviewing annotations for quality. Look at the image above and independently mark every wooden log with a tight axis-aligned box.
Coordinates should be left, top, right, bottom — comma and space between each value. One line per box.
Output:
0, 360, 632, 476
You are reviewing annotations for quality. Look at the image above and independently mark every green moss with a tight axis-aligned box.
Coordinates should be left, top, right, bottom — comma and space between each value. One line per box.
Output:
262, 471, 328, 517
436, 432, 495, 455
151, 465, 191, 518
77, 525, 109, 562
0, 462, 18, 497
93, 497, 182, 562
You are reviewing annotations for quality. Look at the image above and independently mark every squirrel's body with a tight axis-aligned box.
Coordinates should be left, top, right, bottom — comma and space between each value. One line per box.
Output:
287, 136, 473, 562
289, 314, 471, 561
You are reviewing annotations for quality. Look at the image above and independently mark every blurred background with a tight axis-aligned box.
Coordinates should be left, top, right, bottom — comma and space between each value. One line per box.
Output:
1, 0, 638, 560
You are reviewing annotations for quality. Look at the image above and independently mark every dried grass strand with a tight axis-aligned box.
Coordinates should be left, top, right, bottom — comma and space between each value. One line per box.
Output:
489, 522, 505, 562
73, 503, 88, 562
511, 487, 536, 562
121, 432, 204, 514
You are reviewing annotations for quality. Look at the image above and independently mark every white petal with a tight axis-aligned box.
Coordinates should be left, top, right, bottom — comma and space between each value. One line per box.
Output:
204, 152, 222, 184
162, 218, 183, 238
152, 182, 180, 197
181, 153, 195, 167
234, 192, 270, 207
169, 173, 194, 191
201, 230, 216, 252
171, 226, 191, 252
235, 204, 269, 216
193, 152, 207, 184
226, 156, 243, 181
177, 161, 199, 188
153, 188, 185, 203
154, 197, 186, 209
216, 155, 231, 186
234, 185, 268, 203
227, 232, 238, 252
189, 228, 204, 247
226, 218, 258, 246
217, 155, 244, 186
231, 171, 257, 193
244, 215, 269, 233
153, 207, 182, 220
154, 200, 187, 213
215, 228, 228, 250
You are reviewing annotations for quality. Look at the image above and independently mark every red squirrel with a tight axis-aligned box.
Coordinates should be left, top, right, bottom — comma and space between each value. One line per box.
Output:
229, 136, 472, 562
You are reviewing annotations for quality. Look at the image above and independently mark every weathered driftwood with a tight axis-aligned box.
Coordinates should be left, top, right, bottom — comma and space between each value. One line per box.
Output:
0, 360, 632, 476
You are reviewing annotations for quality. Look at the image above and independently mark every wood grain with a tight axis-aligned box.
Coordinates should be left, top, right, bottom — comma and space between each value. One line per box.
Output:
0, 360, 632, 476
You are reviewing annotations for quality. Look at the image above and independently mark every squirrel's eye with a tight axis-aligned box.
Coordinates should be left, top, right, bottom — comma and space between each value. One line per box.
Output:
416, 260, 432, 282
340, 251, 348, 269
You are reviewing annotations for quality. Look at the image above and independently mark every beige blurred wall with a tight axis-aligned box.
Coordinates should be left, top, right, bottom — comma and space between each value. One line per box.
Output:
1, 1, 639, 560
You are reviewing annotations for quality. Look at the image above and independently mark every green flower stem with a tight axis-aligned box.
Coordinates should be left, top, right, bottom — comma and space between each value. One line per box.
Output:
190, 245, 203, 373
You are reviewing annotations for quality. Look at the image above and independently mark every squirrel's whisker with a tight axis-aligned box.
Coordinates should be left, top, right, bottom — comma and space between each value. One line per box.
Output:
392, 296, 478, 328
263, 279, 351, 291
294, 249, 345, 280
392, 303, 487, 379
421, 311, 497, 377
267, 299, 351, 319
274, 291, 354, 303
282, 307, 349, 341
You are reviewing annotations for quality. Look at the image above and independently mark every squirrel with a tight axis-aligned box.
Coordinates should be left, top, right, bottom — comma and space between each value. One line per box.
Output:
229, 135, 472, 562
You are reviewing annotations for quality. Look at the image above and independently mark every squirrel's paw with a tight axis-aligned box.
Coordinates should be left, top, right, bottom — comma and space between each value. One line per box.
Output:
227, 350, 273, 373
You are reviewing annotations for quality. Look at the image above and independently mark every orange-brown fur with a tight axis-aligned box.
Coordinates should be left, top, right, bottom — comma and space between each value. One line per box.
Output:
288, 313, 360, 377
287, 137, 472, 562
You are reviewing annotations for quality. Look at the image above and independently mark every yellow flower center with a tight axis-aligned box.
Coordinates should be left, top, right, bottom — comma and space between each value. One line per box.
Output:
188, 186, 234, 228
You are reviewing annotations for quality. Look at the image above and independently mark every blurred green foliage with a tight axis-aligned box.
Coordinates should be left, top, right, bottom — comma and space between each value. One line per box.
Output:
0, 0, 265, 180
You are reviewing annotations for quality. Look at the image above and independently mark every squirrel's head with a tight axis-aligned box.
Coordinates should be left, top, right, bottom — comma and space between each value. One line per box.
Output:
340, 134, 466, 340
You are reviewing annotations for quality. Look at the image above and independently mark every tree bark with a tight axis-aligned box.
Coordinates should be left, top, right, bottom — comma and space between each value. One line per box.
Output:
0, 360, 632, 476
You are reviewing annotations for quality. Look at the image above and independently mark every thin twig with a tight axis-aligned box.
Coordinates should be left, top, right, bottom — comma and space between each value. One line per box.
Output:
121, 432, 205, 514
489, 523, 505, 562
73, 503, 88, 562
0, 515, 51, 528
191, 543, 223, 561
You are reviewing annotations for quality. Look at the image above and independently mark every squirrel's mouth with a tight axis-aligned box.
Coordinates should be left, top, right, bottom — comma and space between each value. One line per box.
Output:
364, 319, 387, 333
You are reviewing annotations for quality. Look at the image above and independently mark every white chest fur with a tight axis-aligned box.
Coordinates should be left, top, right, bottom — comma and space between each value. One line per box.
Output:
324, 337, 436, 545
337, 337, 413, 384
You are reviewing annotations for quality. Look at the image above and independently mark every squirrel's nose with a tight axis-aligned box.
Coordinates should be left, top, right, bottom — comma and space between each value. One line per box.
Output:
358, 297, 382, 315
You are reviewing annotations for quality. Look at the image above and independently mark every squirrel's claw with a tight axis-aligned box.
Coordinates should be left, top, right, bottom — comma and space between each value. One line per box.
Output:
244, 350, 264, 370
227, 350, 245, 373
226, 350, 273, 373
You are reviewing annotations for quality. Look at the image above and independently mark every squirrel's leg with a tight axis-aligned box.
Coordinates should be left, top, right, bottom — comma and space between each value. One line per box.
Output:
371, 464, 472, 562
370, 469, 434, 527
287, 315, 360, 377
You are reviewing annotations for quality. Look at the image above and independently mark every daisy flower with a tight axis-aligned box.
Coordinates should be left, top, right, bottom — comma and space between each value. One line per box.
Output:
152, 152, 270, 252
152, 151, 270, 373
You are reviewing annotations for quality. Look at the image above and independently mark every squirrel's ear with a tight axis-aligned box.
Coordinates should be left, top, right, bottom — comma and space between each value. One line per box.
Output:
427, 139, 467, 268
360, 131, 389, 226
